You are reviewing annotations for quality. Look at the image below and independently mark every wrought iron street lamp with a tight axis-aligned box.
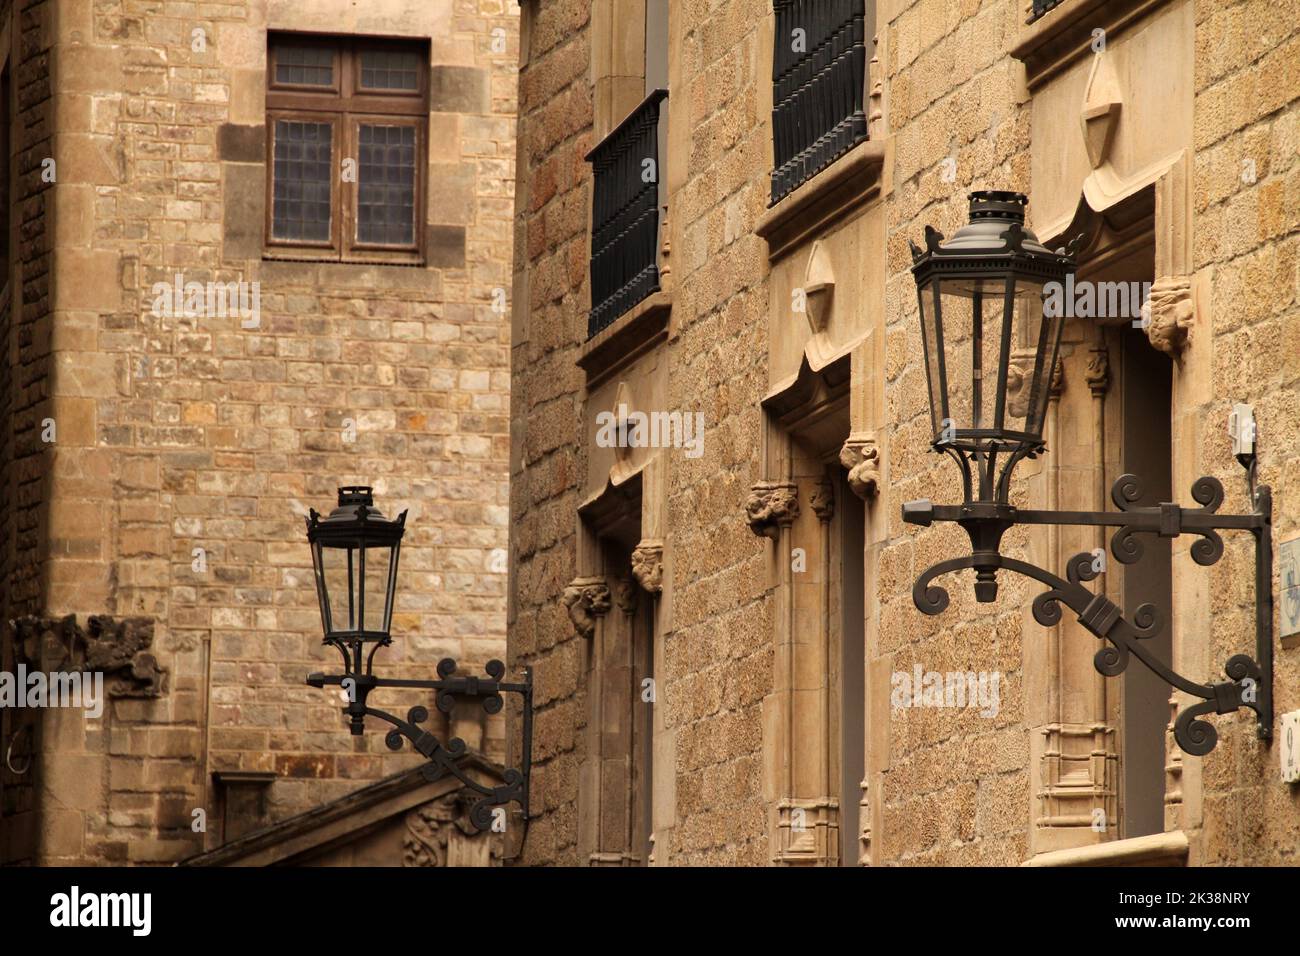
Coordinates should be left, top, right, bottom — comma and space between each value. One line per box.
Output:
904, 191, 1273, 757
305, 486, 532, 831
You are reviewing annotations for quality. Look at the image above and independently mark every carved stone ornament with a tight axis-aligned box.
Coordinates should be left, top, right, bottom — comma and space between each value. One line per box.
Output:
630, 540, 664, 594
403, 791, 501, 867
810, 476, 835, 523
1144, 275, 1193, 357
838, 434, 880, 500
403, 793, 460, 867
1085, 345, 1110, 396
1081, 50, 1123, 170
614, 577, 638, 616
562, 577, 612, 640
745, 481, 799, 539
801, 240, 835, 334
8, 615, 166, 697
1005, 348, 1038, 419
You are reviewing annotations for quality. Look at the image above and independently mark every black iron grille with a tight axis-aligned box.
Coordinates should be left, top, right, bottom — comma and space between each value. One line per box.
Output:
771, 0, 868, 205
586, 90, 667, 339
1029, 0, 1065, 22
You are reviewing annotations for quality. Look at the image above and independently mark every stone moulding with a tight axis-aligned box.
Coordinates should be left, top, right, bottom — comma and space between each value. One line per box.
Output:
838, 434, 880, 500
745, 481, 799, 539
8, 614, 166, 697
562, 577, 612, 640
630, 540, 664, 594
1011, 0, 1177, 89
577, 290, 672, 390
756, 139, 886, 261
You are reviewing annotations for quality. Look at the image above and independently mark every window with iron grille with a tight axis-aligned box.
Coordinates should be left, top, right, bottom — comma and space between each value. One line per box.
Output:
266, 35, 427, 263
770, 0, 870, 206
1028, 0, 1065, 22
585, 89, 667, 339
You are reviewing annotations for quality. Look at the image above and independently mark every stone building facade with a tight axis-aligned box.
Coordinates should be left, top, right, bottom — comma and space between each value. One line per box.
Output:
508, 0, 1300, 865
0, 0, 518, 865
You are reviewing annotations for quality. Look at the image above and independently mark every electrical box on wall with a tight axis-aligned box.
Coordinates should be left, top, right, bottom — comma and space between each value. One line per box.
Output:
1281, 537, 1300, 647
1282, 712, 1300, 785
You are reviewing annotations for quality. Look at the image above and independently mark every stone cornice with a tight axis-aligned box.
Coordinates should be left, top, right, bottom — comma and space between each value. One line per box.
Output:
578, 290, 672, 390
756, 139, 886, 261
1011, 0, 1177, 89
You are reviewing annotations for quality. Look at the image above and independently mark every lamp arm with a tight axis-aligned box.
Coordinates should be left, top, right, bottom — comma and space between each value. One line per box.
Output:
360, 702, 526, 832
307, 658, 534, 832
911, 548, 1267, 756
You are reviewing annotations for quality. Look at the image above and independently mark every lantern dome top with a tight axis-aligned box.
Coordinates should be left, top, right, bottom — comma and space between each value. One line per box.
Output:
909, 191, 1089, 276
306, 486, 406, 544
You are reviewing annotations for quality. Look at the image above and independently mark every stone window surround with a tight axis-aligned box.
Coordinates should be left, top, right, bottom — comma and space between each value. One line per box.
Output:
221, 29, 475, 288
756, 1, 885, 261
264, 33, 430, 266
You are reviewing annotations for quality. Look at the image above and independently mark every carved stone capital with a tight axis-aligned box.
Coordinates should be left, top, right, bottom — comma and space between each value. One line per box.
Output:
630, 540, 664, 594
1145, 275, 1193, 357
838, 434, 880, 500
562, 577, 611, 640
745, 481, 799, 539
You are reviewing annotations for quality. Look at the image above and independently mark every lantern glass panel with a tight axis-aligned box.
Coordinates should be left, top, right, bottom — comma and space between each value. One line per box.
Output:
361, 543, 396, 634
321, 542, 358, 633
921, 275, 1052, 446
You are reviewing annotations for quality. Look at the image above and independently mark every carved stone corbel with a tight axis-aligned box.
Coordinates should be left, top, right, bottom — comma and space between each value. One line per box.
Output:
745, 481, 799, 539
838, 434, 880, 500
562, 577, 611, 640
630, 540, 664, 594
1144, 275, 1193, 357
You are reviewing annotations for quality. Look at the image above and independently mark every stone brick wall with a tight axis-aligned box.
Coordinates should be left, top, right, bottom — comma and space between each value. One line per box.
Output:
877, 0, 1033, 866
508, 0, 1297, 868
1, 0, 517, 865
0, 0, 58, 866
1192, 0, 1300, 864
507, 0, 591, 866
657, 0, 772, 866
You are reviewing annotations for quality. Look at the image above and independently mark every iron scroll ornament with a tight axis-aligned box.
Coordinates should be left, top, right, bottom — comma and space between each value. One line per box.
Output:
307, 658, 533, 832
904, 471, 1273, 757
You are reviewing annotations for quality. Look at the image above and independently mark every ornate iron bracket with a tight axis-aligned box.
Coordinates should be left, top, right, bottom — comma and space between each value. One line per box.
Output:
308, 654, 533, 832
904, 466, 1273, 756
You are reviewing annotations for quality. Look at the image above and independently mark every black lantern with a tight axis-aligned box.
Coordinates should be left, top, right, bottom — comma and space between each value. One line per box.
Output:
910, 190, 1079, 504
901, 195, 1275, 758
306, 486, 406, 650
303, 485, 534, 832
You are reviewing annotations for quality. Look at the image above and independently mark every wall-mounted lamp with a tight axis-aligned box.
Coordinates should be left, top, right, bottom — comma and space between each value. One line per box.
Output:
304, 487, 533, 830
904, 192, 1273, 756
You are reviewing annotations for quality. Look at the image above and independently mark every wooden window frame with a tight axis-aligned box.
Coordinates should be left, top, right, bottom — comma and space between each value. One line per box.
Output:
265, 33, 428, 265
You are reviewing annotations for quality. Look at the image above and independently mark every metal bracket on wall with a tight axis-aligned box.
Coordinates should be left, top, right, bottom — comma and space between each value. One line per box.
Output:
905, 454, 1274, 756
308, 656, 533, 831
